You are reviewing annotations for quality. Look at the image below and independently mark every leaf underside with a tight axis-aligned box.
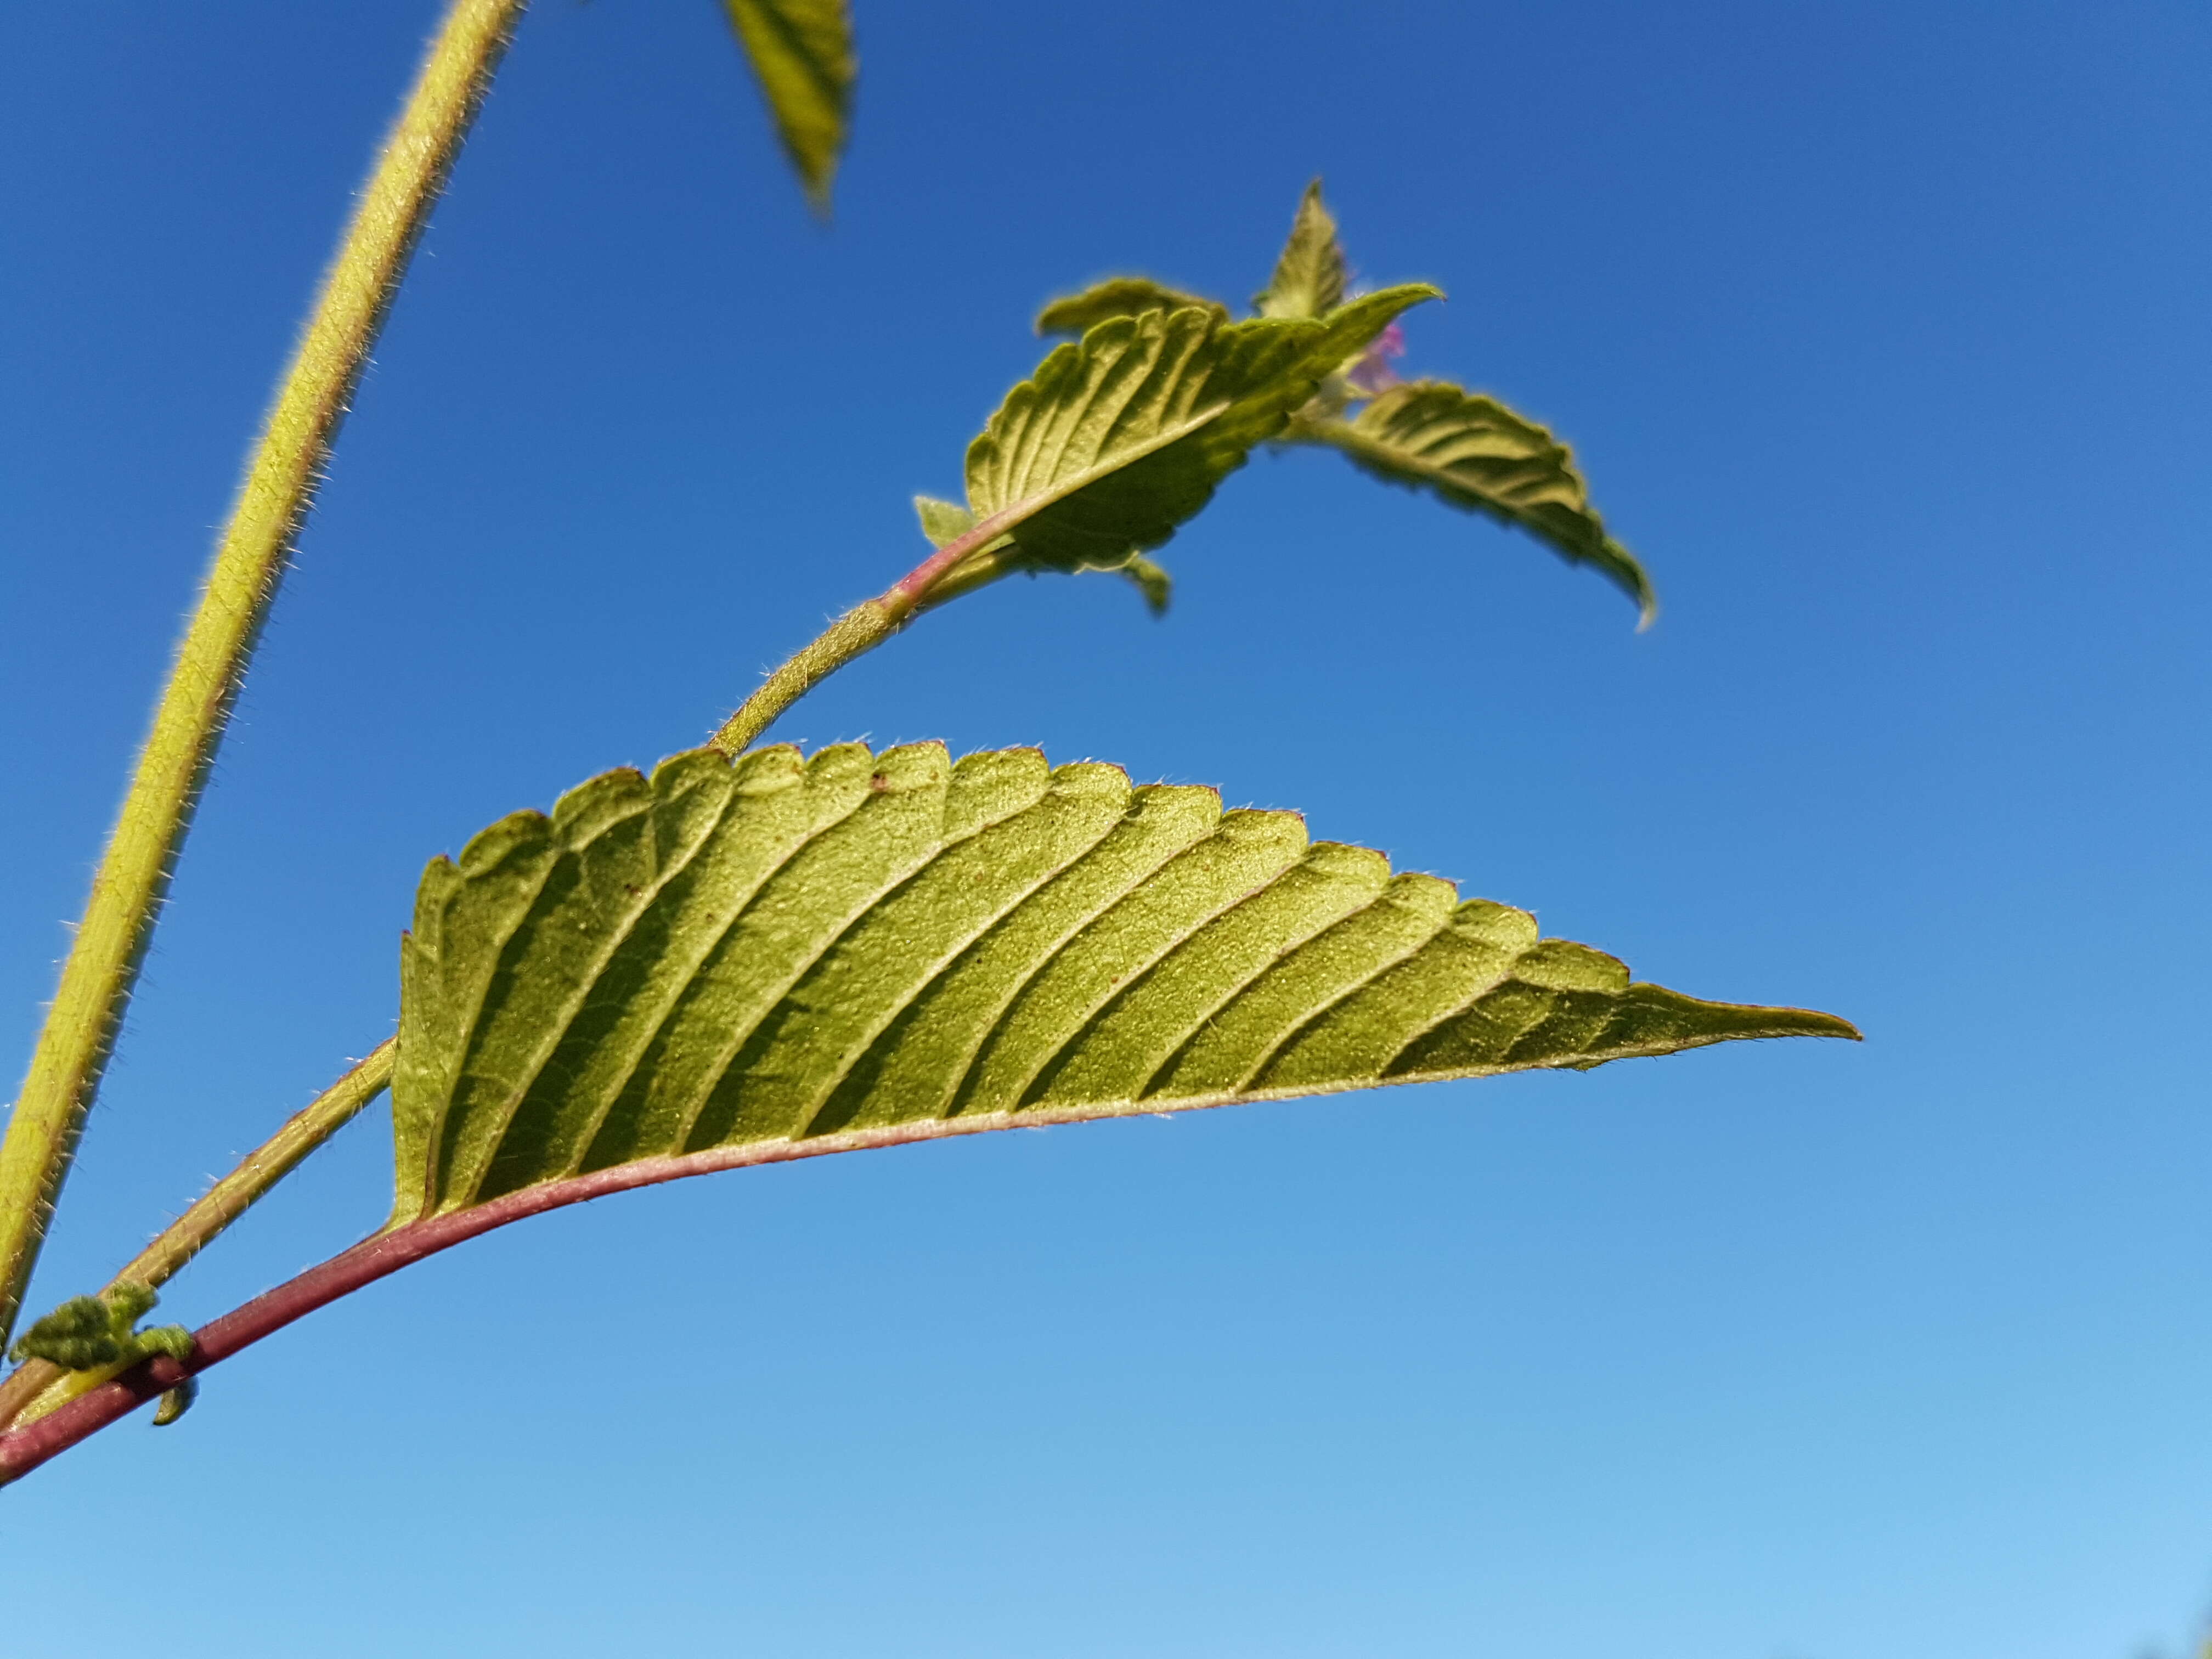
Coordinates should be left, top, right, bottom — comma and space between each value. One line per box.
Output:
966, 288, 1436, 572
723, 0, 854, 208
1306, 381, 1656, 623
392, 743, 1854, 1224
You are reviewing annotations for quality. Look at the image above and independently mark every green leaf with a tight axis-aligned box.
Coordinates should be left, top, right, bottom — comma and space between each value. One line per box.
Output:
963, 286, 1438, 574
152, 1376, 198, 1427
722, 0, 855, 210
1036, 278, 1231, 338
1302, 380, 1657, 624
1113, 553, 1173, 616
1254, 179, 1347, 320
391, 743, 1855, 1224
8, 1282, 188, 1373
7, 1295, 121, 1369
913, 494, 976, 549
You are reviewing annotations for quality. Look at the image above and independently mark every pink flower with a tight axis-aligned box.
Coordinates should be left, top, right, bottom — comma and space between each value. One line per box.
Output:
1345, 320, 1406, 396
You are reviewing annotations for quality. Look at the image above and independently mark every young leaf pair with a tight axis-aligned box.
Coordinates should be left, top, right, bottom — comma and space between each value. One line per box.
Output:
713, 182, 1641, 755
1030, 180, 1656, 624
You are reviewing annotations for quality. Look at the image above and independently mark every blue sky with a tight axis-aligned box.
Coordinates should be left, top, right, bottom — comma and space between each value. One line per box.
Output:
3, 3, 2209, 1655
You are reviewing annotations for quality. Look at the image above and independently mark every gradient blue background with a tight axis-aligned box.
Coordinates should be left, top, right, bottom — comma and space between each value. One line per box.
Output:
4, 3, 2209, 1655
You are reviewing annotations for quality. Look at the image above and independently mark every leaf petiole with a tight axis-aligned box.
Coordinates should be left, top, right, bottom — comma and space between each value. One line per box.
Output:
706, 487, 1056, 755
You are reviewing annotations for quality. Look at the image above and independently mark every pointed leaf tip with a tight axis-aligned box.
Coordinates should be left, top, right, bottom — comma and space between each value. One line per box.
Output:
392, 742, 1854, 1224
1256, 179, 1348, 320
723, 0, 855, 209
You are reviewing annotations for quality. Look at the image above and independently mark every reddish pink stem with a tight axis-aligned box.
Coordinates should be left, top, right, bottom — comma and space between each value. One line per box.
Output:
884, 500, 1027, 611
0, 1090, 1260, 1486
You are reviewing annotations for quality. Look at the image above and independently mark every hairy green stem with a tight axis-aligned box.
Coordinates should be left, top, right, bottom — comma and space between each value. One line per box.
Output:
0, 0, 527, 1348
705, 385, 1235, 755
706, 528, 1019, 755
709, 600, 900, 755
0, 1041, 394, 1432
